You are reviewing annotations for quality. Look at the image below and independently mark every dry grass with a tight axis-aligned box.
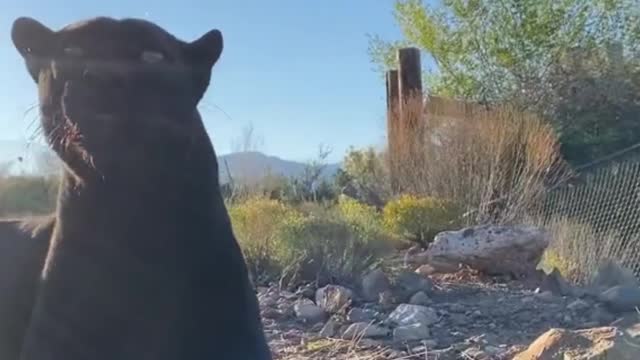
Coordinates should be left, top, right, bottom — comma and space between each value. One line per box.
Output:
388, 93, 569, 224
0, 175, 58, 217
536, 217, 640, 284
276, 332, 436, 360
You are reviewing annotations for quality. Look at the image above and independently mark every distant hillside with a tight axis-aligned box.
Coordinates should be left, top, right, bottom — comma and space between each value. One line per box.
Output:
217, 151, 340, 184
0, 141, 340, 182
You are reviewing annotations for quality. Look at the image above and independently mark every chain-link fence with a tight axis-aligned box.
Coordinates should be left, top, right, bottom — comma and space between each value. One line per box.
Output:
525, 156, 640, 284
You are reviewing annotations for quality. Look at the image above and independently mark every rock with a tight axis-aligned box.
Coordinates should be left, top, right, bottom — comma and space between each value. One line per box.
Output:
535, 291, 557, 302
539, 269, 575, 297
589, 260, 639, 294
296, 283, 317, 300
316, 285, 353, 314
319, 317, 340, 337
341, 322, 389, 339
394, 272, 433, 301
598, 285, 640, 313
590, 305, 617, 325
393, 322, 431, 342
294, 301, 327, 324
426, 225, 550, 276
450, 313, 469, 326
514, 327, 639, 360
625, 322, 640, 340
462, 347, 491, 360
378, 290, 394, 307
347, 308, 376, 323
414, 261, 460, 275
361, 269, 392, 302
448, 303, 466, 313
567, 299, 590, 313
409, 291, 432, 306
485, 345, 502, 355
387, 304, 439, 327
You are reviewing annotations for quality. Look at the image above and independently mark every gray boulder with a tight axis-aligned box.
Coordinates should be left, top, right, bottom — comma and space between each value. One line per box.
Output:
598, 285, 640, 313
426, 225, 550, 276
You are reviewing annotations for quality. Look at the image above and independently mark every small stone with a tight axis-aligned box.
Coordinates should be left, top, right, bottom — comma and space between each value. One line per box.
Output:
347, 308, 375, 323
316, 285, 353, 314
362, 269, 392, 302
424, 339, 438, 348
387, 304, 439, 327
462, 347, 490, 360
342, 322, 389, 339
567, 299, 590, 312
415, 264, 438, 276
591, 305, 617, 325
393, 322, 431, 342
539, 268, 574, 296
261, 308, 285, 320
409, 291, 432, 306
448, 303, 466, 313
296, 283, 316, 300
294, 302, 327, 324
535, 291, 556, 302
319, 318, 340, 337
450, 313, 469, 326
394, 272, 433, 301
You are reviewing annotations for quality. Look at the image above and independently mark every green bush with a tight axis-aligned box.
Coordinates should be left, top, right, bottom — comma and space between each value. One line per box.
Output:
228, 196, 391, 287
276, 212, 389, 286
382, 194, 462, 245
336, 195, 386, 241
227, 197, 304, 282
0, 175, 58, 217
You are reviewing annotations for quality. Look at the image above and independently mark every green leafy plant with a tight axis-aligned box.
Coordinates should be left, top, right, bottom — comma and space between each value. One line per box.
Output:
383, 194, 462, 245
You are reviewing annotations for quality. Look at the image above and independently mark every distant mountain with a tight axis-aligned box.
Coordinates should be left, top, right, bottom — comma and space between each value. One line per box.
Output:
217, 151, 341, 184
0, 141, 341, 182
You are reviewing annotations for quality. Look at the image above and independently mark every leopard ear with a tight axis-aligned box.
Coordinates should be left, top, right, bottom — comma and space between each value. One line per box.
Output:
185, 29, 223, 68
11, 17, 55, 59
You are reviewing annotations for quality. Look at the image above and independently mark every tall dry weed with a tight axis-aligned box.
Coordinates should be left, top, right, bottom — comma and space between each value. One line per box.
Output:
388, 93, 569, 224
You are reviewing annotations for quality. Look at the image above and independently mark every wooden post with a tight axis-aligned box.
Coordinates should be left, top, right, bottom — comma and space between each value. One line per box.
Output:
397, 47, 424, 190
398, 47, 423, 104
386, 70, 400, 192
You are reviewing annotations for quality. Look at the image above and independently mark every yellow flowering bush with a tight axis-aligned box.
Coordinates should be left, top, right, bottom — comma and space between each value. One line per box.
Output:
382, 194, 462, 245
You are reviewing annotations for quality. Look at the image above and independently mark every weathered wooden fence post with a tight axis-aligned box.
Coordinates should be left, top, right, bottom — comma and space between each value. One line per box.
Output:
398, 47, 422, 105
386, 69, 400, 192
386, 47, 423, 194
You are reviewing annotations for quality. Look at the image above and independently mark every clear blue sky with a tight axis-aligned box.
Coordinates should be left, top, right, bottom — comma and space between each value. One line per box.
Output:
0, 0, 408, 163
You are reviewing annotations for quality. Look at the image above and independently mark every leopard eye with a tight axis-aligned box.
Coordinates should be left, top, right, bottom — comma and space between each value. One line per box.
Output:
63, 47, 85, 57
141, 50, 165, 63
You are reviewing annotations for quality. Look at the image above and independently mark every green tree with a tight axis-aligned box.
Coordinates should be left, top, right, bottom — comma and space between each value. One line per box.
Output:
369, 0, 640, 165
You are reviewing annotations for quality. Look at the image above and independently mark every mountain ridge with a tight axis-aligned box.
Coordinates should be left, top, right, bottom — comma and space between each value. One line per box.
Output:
0, 141, 341, 183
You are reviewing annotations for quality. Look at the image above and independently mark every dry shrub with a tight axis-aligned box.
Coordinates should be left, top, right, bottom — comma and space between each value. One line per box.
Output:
0, 175, 58, 217
538, 217, 640, 284
388, 93, 569, 224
